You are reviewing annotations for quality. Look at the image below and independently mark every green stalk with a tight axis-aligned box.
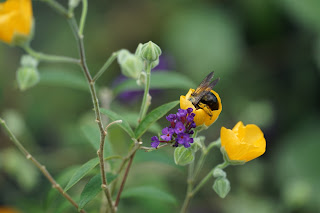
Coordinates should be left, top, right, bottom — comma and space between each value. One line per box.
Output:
23, 45, 80, 64
138, 62, 152, 122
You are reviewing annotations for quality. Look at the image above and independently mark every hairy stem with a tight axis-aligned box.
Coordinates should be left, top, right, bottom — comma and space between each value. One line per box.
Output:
23, 44, 80, 64
93, 52, 118, 82
138, 62, 152, 122
0, 119, 86, 213
68, 17, 115, 213
78, 0, 88, 37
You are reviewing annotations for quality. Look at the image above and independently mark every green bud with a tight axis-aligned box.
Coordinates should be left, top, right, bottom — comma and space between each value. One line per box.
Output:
212, 168, 226, 178
213, 177, 231, 198
174, 146, 194, 166
69, 0, 81, 10
117, 49, 143, 79
16, 67, 40, 91
135, 43, 143, 57
139, 41, 162, 62
21, 55, 38, 68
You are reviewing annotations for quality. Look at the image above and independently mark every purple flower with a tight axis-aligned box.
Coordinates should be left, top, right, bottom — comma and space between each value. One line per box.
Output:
151, 136, 160, 148
187, 108, 193, 114
176, 133, 190, 144
177, 109, 187, 118
174, 122, 185, 134
190, 121, 196, 128
150, 108, 197, 148
160, 127, 174, 141
166, 114, 177, 122
187, 114, 194, 123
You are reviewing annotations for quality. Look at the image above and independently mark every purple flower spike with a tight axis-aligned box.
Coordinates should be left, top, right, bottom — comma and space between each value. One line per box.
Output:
166, 114, 177, 122
151, 136, 160, 148
151, 108, 197, 149
174, 122, 185, 134
190, 121, 196, 128
176, 133, 190, 145
160, 127, 174, 141
177, 109, 187, 118
187, 108, 193, 114
187, 114, 194, 122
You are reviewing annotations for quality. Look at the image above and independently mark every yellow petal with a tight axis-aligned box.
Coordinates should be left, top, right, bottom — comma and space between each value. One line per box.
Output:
242, 124, 264, 145
0, 0, 32, 44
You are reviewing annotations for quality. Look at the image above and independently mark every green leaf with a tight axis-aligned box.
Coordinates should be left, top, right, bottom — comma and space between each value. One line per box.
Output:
134, 100, 179, 139
64, 158, 100, 192
118, 111, 162, 134
80, 124, 113, 157
39, 69, 88, 91
100, 108, 135, 138
174, 146, 194, 166
78, 173, 118, 210
121, 186, 177, 204
113, 71, 196, 96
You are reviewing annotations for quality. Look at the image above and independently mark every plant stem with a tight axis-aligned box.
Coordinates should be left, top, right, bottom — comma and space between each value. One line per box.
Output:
139, 143, 172, 152
192, 161, 229, 196
23, 45, 80, 64
138, 62, 152, 122
192, 139, 221, 180
92, 52, 118, 82
68, 17, 115, 213
180, 161, 195, 213
78, 0, 88, 37
114, 146, 138, 208
42, 0, 70, 18
0, 118, 86, 213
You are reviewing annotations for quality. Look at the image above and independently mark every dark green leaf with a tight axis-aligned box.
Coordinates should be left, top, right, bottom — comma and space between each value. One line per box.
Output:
64, 158, 100, 192
113, 71, 196, 96
121, 186, 177, 204
79, 173, 118, 210
100, 108, 135, 138
135, 101, 179, 139
39, 69, 89, 91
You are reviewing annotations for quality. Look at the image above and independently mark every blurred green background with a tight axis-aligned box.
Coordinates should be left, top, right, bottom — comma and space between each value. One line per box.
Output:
1, 0, 320, 212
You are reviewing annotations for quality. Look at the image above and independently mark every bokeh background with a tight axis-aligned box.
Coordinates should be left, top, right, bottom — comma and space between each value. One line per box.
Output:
1, 0, 320, 212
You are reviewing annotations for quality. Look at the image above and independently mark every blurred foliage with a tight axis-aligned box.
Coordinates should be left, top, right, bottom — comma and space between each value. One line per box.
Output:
1, 0, 320, 212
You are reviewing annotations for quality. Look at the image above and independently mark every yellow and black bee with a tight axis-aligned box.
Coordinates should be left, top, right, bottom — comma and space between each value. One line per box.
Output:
188, 72, 220, 117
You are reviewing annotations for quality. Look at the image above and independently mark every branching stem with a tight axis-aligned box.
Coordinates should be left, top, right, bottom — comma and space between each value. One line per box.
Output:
0, 119, 86, 213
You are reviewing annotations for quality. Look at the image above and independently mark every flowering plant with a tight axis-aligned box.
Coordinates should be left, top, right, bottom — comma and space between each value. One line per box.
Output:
0, 1, 266, 212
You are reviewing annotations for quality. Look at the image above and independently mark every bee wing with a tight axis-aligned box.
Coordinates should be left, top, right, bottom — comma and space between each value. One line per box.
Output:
191, 72, 218, 105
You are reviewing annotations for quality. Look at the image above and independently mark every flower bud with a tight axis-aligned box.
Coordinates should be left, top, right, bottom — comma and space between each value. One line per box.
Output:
117, 49, 143, 79
69, 0, 81, 10
213, 177, 230, 198
212, 168, 226, 178
21, 55, 38, 68
139, 41, 162, 62
174, 146, 194, 166
16, 67, 40, 91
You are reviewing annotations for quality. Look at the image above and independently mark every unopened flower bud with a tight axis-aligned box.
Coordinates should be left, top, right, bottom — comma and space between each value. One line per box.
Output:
21, 55, 38, 68
139, 41, 162, 62
174, 146, 194, 166
212, 168, 226, 178
16, 67, 40, 91
117, 49, 143, 79
69, 0, 81, 10
213, 177, 230, 198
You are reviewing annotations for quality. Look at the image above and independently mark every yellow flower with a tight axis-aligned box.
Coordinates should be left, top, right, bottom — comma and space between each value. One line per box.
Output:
0, 0, 33, 44
180, 88, 222, 127
220, 121, 266, 162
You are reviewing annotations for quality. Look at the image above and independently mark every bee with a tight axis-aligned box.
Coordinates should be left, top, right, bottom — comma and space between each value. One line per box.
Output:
188, 72, 220, 117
